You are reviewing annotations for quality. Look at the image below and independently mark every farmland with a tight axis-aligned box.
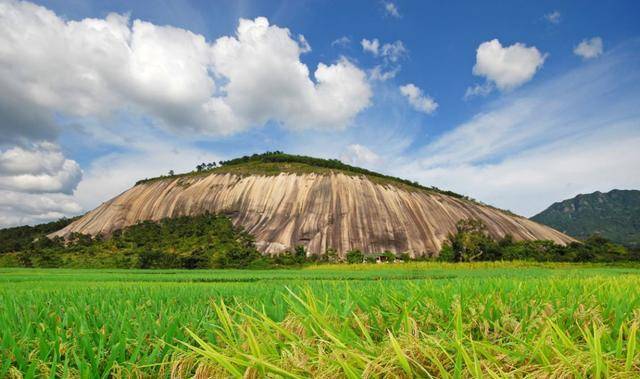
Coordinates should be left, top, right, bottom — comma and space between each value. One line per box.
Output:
1, 262, 640, 377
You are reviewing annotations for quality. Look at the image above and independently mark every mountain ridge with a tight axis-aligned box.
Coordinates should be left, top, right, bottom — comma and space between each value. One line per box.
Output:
135, 152, 472, 200
531, 189, 640, 247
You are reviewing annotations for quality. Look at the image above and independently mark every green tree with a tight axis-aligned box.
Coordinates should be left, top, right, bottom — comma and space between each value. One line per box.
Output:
346, 249, 364, 264
381, 250, 396, 262
324, 248, 339, 263
294, 245, 307, 264
443, 219, 496, 262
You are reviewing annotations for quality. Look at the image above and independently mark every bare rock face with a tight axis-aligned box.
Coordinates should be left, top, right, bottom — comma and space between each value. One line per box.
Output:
50, 172, 574, 256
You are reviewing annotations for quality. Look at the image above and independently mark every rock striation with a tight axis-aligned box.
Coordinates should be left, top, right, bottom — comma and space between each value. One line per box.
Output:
51, 172, 574, 256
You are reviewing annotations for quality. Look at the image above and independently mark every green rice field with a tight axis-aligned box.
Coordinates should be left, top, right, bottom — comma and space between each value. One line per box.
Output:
1, 262, 640, 378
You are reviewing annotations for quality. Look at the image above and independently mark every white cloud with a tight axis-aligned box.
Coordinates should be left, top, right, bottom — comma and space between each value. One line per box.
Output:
0, 142, 83, 228
472, 39, 547, 92
0, 1, 372, 141
0, 127, 224, 228
400, 46, 640, 216
341, 144, 381, 167
403, 125, 640, 216
418, 98, 541, 168
380, 40, 407, 62
383, 2, 401, 18
464, 82, 494, 100
361, 38, 406, 80
544, 11, 561, 24
361, 38, 380, 55
361, 38, 407, 62
574, 37, 603, 59
297, 34, 311, 53
399, 84, 438, 114
211, 18, 372, 131
0, 191, 82, 228
331, 36, 350, 47
369, 65, 399, 81
0, 143, 82, 194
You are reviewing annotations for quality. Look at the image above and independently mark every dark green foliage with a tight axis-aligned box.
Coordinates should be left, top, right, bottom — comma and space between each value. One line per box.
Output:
531, 189, 640, 248
364, 255, 378, 263
381, 250, 396, 262
0, 217, 78, 254
440, 219, 633, 262
438, 244, 455, 262
1, 214, 261, 269
294, 245, 307, 264
138, 250, 177, 269
346, 249, 364, 263
272, 250, 298, 266
180, 248, 210, 269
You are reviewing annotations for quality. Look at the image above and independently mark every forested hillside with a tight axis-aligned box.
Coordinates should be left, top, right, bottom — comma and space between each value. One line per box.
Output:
532, 189, 640, 247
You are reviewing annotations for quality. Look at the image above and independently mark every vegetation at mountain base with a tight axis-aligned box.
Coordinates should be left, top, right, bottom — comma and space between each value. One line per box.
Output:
135, 151, 475, 202
439, 219, 633, 263
532, 189, 640, 248
0, 214, 635, 269
0, 216, 79, 254
1, 264, 640, 377
0, 214, 260, 269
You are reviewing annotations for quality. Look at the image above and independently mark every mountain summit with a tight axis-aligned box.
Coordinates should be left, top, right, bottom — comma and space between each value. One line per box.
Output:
51, 153, 573, 256
531, 189, 640, 248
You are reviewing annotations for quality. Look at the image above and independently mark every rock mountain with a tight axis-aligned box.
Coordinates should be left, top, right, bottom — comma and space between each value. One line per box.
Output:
51, 154, 574, 256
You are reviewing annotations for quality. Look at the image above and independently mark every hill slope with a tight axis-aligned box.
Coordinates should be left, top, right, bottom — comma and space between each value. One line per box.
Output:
531, 189, 640, 247
51, 154, 574, 256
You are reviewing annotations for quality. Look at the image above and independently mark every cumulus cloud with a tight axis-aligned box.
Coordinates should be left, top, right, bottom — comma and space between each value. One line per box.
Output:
212, 18, 372, 131
544, 11, 561, 24
471, 39, 547, 92
0, 130, 224, 228
574, 37, 603, 59
399, 84, 438, 114
341, 144, 381, 167
0, 143, 82, 194
383, 2, 401, 18
0, 1, 373, 227
0, 142, 83, 227
0, 1, 372, 141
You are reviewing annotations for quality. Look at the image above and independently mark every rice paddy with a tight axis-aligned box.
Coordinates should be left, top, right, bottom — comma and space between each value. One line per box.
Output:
1, 262, 640, 378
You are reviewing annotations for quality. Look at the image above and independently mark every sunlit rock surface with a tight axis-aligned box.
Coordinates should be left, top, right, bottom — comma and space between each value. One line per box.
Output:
51, 172, 574, 256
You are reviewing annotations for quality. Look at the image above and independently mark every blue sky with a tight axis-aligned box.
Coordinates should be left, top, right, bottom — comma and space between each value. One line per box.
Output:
0, 0, 639, 226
